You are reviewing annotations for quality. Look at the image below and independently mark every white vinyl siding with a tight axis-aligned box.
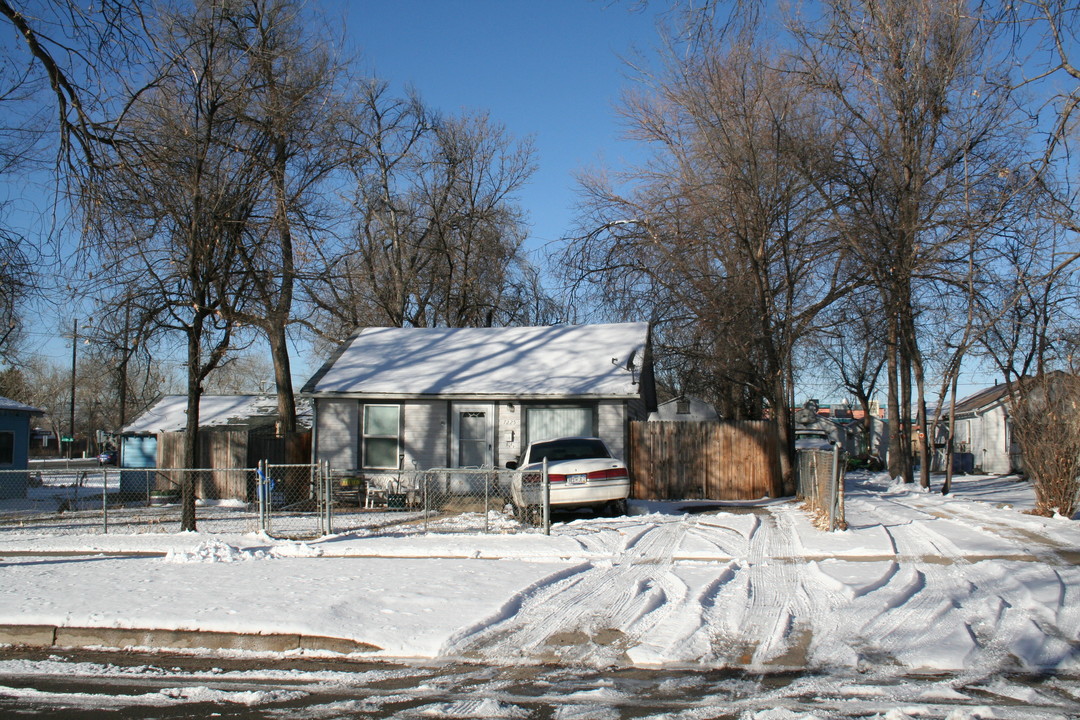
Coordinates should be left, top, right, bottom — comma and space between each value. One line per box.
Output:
497, 402, 521, 468
597, 400, 627, 459
404, 400, 447, 469
316, 399, 358, 470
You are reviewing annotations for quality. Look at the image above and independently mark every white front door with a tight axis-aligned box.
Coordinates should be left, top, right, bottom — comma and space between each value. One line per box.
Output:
452, 403, 495, 468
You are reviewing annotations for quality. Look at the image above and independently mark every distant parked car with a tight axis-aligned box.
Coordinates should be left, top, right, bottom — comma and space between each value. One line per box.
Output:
505, 437, 630, 518
97, 449, 118, 465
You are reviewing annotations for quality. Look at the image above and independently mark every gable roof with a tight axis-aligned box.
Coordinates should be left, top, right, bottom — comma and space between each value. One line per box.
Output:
951, 383, 1010, 416
302, 323, 650, 398
0, 396, 43, 415
122, 394, 311, 434
948, 371, 1077, 417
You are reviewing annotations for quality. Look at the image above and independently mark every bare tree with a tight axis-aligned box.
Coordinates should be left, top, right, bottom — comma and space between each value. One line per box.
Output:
0, 2, 149, 363
804, 289, 887, 460
85, 1, 269, 530
566, 37, 846, 494
218, 0, 347, 434
310, 84, 541, 340
791, 0, 1025, 487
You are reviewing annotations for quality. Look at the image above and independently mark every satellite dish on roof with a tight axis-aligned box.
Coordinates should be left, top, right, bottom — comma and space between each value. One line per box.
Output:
612, 349, 639, 385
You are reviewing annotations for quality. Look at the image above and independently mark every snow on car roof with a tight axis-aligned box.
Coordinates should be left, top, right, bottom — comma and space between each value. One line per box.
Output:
305, 323, 649, 398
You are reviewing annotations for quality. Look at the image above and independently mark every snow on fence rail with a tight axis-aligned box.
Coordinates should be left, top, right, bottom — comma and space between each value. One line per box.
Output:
0, 466, 549, 538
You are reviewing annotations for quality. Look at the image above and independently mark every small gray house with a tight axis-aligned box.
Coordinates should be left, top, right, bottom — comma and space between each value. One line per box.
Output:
940, 382, 1019, 475
649, 396, 720, 422
0, 395, 44, 500
302, 323, 657, 473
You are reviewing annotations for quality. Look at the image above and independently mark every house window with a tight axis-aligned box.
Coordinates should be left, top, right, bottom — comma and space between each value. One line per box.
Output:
362, 405, 400, 469
527, 407, 593, 445
676, 399, 691, 415
0, 431, 12, 465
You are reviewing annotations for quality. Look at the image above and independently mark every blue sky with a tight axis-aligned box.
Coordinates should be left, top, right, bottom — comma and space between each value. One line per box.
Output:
334, 0, 664, 254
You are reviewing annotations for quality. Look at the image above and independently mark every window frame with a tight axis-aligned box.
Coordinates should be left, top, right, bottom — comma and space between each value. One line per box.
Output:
361, 404, 401, 470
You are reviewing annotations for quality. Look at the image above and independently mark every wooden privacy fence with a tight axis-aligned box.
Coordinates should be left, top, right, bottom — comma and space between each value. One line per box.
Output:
157, 430, 312, 500
629, 420, 782, 500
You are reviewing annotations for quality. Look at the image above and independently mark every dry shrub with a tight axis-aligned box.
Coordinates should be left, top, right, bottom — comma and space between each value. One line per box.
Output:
1009, 373, 1080, 518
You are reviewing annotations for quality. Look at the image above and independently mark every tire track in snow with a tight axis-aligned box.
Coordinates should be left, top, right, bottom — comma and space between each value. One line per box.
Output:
443, 519, 717, 666
709, 507, 822, 668
849, 492, 969, 559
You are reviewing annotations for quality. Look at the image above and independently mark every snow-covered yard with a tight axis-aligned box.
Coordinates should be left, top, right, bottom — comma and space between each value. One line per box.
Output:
0, 471, 1075, 678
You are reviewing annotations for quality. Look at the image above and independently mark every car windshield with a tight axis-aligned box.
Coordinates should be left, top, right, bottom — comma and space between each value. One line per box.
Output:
526, 438, 611, 465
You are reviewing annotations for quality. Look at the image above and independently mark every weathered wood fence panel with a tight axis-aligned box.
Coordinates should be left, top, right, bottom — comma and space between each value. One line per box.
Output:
157, 431, 312, 500
629, 420, 782, 500
249, 431, 311, 466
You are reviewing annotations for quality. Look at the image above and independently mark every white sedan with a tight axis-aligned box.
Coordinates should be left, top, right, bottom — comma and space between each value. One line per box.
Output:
506, 437, 630, 517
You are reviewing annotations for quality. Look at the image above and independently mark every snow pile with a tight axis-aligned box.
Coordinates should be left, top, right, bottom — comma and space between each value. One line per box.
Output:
163, 539, 324, 562
268, 541, 323, 558
159, 686, 307, 705
163, 539, 267, 563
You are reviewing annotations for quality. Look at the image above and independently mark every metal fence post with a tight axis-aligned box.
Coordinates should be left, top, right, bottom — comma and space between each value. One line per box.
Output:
484, 470, 490, 534
257, 460, 267, 534
828, 447, 838, 531
102, 468, 108, 534
423, 471, 429, 533
324, 461, 332, 536
542, 457, 550, 536
832, 445, 845, 531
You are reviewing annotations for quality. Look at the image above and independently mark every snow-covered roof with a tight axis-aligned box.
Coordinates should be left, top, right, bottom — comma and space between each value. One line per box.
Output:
303, 323, 650, 398
122, 394, 310, 435
0, 395, 43, 414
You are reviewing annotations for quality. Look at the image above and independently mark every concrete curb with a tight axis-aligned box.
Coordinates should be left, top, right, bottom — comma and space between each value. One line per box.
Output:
0, 624, 380, 655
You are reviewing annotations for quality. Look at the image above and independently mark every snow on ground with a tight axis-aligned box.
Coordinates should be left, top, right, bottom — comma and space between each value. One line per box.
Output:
0, 472, 1076, 679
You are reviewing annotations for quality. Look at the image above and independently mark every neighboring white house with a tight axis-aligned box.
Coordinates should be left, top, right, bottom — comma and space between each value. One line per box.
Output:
942, 383, 1017, 475
301, 323, 656, 473
649, 396, 720, 422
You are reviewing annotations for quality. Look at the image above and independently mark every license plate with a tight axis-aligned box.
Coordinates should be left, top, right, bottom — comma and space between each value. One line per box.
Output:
568, 474, 587, 485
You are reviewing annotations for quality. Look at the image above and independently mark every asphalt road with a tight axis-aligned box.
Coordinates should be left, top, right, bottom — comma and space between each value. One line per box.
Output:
1, 647, 1078, 719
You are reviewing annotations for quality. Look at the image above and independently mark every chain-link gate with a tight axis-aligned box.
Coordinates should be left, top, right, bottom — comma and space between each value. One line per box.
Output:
256, 461, 331, 538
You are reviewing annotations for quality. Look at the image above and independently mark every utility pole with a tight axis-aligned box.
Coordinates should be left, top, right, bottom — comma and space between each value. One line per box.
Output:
118, 304, 129, 429
69, 318, 77, 460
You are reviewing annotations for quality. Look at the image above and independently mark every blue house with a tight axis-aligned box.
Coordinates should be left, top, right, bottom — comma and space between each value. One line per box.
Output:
0, 395, 44, 500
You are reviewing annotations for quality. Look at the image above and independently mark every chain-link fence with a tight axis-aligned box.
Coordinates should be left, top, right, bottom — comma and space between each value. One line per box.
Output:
326, 467, 552, 535
795, 448, 846, 531
0, 464, 554, 538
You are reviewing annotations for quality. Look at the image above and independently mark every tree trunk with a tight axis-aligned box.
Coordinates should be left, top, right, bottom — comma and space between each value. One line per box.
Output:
774, 385, 796, 497
267, 320, 296, 435
181, 327, 201, 532
886, 316, 904, 480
